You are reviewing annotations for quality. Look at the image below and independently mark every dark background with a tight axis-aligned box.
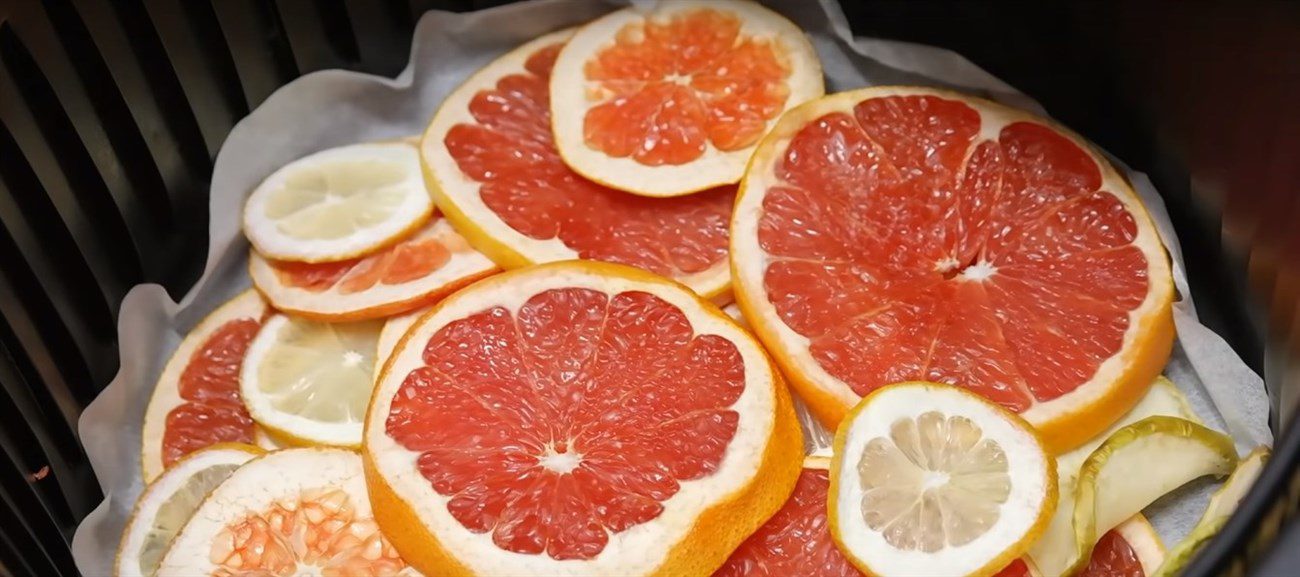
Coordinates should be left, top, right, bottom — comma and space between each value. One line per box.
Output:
0, 1, 1296, 575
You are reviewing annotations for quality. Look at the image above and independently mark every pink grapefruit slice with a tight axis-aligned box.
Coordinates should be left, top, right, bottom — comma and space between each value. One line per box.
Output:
363, 260, 802, 576
249, 214, 497, 322
549, 0, 824, 196
996, 515, 1164, 577
141, 290, 270, 482
421, 30, 735, 301
731, 86, 1175, 452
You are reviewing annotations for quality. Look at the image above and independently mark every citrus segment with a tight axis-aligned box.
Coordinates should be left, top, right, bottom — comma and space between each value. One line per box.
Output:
994, 515, 1163, 577
156, 448, 410, 576
364, 261, 801, 576
829, 382, 1055, 577
423, 30, 734, 299
551, 0, 824, 196
732, 86, 1175, 452
1153, 445, 1270, 577
240, 315, 383, 447
250, 215, 496, 321
142, 290, 270, 482
243, 142, 433, 263
713, 457, 860, 577
116, 444, 263, 577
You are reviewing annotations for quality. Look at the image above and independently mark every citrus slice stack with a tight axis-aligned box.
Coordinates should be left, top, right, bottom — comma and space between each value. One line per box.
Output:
550, 0, 824, 196
157, 448, 410, 576
243, 142, 433, 263
423, 30, 738, 300
364, 261, 802, 576
732, 86, 1175, 452
250, 214, 497, 321
829, 382, 1056, 577
713, 456, 860, 577
141, 290, 270, 482
240, 315, 383, 447
997, 515, 1164, 577
116, 443, 262, 577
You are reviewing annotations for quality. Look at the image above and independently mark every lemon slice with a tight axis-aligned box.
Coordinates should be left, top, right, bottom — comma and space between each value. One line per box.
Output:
1152, 445, 1270, 577
829, 382, 1056, 577
243, 142, 433, 262
115, 444, 262, 577
240, 314, 383, 447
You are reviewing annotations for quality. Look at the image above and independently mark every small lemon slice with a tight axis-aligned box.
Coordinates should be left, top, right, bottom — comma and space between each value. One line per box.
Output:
829, 382, 1056, 577
243, 142, 433, 263
240, 314, 383, 447
115, 444, 262, 577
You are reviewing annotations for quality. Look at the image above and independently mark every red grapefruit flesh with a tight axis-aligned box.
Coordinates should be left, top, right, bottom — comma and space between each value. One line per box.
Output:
731, 87, 1174, 451
714, 459, 860, 577
995, 528, 1147, 577
161, 319, 259, 468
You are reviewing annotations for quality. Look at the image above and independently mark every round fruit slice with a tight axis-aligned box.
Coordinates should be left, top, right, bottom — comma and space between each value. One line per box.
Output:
250, 214, 496, 321
996, 515, 1164, 577
141, 290, 270, 483
714, 456, 860, 577
1153, 445, 1270, 577
732, 86, 1176, 453
240, 314, 383, 447
116, 444, 262, 577
422, 29, 736, 300
156, 447, 409, 576
364, 260, 802, 576
244, 141, 433, 263
375, 307, 427, 381
550, 0, 823, 196
828, 382, 1056, 577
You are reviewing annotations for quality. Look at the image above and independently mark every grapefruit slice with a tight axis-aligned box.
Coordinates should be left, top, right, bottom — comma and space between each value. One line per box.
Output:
996, 515, 1164, 577
549, 0, 824, 196
731, 86, 1176, 452
713, 456, 860, 577
141, 290, 270, 482
240, 315, 383, 448
115, 443, 262, 577
249, 214, 496, 321
156, 447, 410, 576
422, 29, 736, 300
363, 260, 802, 576
375, 307, 427, 381
243, 141, 433, 263
828, 382, 1056, 577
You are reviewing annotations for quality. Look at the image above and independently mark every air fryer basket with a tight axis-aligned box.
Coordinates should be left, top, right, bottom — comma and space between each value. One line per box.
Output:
0, 1, 1296, 575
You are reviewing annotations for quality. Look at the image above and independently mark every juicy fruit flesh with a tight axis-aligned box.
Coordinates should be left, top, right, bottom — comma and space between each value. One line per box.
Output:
858, 412, 1010, 552
759, 95, 1150, 411
581, 8, 792, 166
386, 288, 745, 560
210, 487, 407, 576
994, 528, 1143, 577
138, 464, 241, 576
444, 43, 733, 278
265, 159, 410, 241
272, 220, 463, 294
714, 468, 861, 577
256, 319, 381, 424
163, 320, 259, 467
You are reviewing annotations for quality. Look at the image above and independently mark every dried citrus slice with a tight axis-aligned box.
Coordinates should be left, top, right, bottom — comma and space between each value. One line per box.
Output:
156, 447, 410, 576
996, 514, 1164, 577
243, 141, 433, 263
375, 307, 427, 381
731, 86, 1176, 453
423, 30, 734, 300
714, 456, 860, 577
828, 382, 1056, 577
364, 260, 802, 576
141, 290, 270, 482
116, 444, 262, 577
550, 0, 823, 196
250, 214, 496, 321
240, 314, 383, 447
1153, 445, 1270, 577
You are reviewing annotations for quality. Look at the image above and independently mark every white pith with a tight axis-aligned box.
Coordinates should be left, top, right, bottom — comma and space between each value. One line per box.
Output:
365, 265, 779, 576
550, 0, 824, 197
375, 307, 429, 382
243, 142, 432, 262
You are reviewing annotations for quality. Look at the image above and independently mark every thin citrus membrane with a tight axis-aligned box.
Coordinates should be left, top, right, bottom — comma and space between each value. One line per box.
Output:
550, 0, 824, 196
422, 30, 735, 300
364, 261, 802, 576
732, 86, 1175, 453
